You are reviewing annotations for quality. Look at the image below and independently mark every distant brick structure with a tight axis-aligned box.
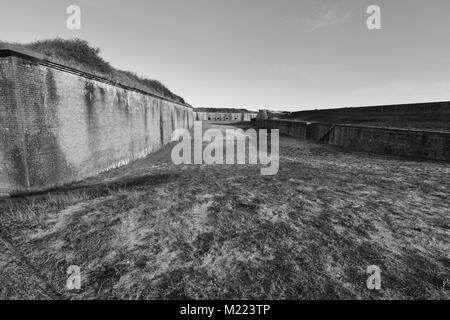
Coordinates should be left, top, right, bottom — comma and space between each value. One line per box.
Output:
194, 112, 257, 121
0, 45, 193, 196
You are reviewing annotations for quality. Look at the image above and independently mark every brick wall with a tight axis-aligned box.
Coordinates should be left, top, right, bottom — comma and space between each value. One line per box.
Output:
328, 125, 450, 161
0, 54, 193, 196
255, 118, 450, 161
0, 56, 27, 195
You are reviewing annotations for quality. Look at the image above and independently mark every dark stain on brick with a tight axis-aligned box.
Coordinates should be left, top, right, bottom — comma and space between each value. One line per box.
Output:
116, 90, 122, 104
175, 108, 181, 127
171, 107, 175, 130
84, 82, 100, 151
159, 102, 164, 145
99, 87, 106, 103
45, 70, 59, 105
117, 90, 130, 119
144, 106, 148, 132
84, 82, 96, 121
9, 147, 27, 187
123, 92, 130, 118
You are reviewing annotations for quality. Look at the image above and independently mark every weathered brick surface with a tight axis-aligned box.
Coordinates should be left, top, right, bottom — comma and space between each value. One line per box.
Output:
0, 57, 28, 195
329, 125, 450, 161
0, 56, 193, 195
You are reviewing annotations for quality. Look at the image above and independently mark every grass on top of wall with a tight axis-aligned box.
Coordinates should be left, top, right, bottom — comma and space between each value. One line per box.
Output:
0, 38, 185, 104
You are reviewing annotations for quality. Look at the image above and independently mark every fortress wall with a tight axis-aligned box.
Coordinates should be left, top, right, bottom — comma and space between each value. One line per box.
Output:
0, 49, 193, 196
255, 118, 450, 161
290, 102, 450, 121
328, 125, 450, 161
289, 102, 450, 131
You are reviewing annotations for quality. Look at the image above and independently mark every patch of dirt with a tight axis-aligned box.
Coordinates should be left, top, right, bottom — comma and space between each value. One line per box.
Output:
1, 122, 449, 299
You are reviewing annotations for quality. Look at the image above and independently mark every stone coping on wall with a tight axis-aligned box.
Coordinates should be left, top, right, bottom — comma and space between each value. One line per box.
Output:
289, 100, 450, 114
0, 44, 190, 107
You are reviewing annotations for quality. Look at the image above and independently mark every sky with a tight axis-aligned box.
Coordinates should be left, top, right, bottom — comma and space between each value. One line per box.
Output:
2, 0, 450, 111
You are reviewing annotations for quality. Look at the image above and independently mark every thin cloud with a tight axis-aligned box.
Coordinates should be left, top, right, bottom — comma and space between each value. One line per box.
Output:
284, 4, 357, 32
254, 61, 332, 84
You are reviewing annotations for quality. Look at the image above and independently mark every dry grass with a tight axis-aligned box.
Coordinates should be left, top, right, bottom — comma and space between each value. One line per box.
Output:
0, 123, 449, 300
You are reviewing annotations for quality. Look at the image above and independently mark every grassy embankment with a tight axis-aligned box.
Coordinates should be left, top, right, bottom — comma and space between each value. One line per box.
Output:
0, 38, 185, 104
